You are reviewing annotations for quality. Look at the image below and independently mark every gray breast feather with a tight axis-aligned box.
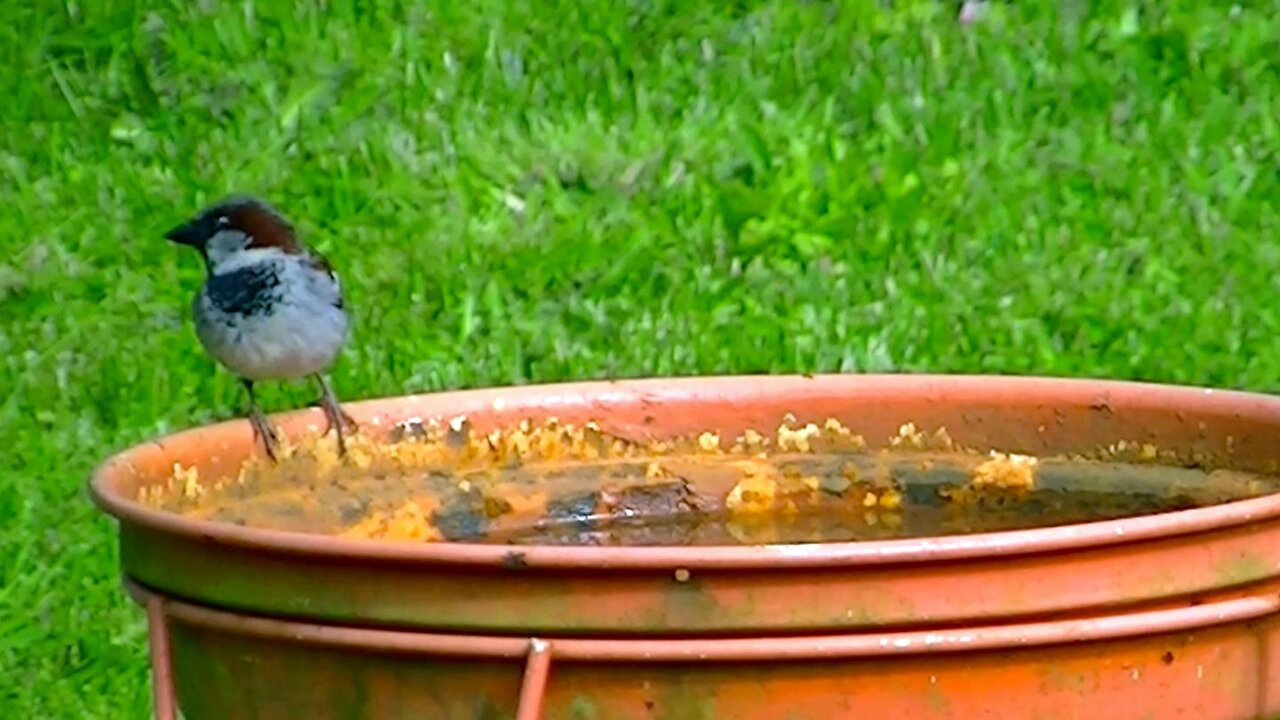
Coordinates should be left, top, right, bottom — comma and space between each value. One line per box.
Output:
192, 257, 348, 380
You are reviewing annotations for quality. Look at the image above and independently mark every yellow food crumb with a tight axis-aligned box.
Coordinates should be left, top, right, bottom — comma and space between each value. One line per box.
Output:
726, 464, 778, 515
697, 432, 721, 453
879, 489, 903, 510
840, 462, 859, 483
971, 452, 1038, 491
725, 515, 781, 545
776, 422, 820, 452
735, 428, 768, 453
890, 422, 927, 450
931, 427, 955, 451
341, 499, 444, 542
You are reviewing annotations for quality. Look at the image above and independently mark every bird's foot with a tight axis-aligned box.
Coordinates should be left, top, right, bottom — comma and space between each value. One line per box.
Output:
313, 374, 357, 458
248, 407, 281, 462
320, 396, 357, 457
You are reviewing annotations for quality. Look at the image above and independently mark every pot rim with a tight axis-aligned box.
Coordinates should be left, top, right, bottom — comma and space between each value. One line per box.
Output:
90, 374, 1280, 570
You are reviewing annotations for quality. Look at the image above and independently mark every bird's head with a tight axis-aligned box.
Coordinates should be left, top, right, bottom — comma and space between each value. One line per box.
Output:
165, 195, 301, 273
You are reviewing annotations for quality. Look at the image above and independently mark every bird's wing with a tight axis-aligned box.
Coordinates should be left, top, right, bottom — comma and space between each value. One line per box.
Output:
304, 249, 345, 310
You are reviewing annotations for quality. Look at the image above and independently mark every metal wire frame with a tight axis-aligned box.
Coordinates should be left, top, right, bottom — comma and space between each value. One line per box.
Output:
126, 577, 1280, 720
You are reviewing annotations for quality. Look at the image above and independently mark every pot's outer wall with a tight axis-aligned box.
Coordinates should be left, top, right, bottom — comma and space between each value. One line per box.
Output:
96, 376, 1280, 634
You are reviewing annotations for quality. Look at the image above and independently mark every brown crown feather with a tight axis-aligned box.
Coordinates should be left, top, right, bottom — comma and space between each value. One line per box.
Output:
228, 202, 302, 253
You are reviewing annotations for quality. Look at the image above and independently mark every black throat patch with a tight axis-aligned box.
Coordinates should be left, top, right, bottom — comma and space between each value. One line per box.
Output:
204, 265, 282, 316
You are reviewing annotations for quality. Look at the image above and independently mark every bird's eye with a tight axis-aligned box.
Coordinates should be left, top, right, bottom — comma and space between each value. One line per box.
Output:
215, 216, 230, 227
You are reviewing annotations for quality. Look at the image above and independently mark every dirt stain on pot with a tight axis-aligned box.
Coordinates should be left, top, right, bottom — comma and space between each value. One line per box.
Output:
1214, 552, 1273, 586
568, 694, 597, 719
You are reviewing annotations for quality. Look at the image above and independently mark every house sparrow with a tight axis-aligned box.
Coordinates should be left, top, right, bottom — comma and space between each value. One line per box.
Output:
164, 195, 357, 461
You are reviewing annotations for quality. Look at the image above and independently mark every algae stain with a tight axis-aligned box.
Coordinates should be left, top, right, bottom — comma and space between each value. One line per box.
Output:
334, 671, 371, 720
1216, 552, 1273, 586
570, 694, 598, 720
1036, 665, 1097, 696
640, 572, 728, 630
472, 696, 505, 720
1140, 569, 1180, 596
663, 574, 722, 625
924, 685, 951, 715
841, 604, 879, 625
655, 680, 717, 720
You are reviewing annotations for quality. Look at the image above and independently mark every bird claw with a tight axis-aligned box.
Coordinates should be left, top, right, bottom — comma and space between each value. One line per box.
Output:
330, 406, 358, 434
249, 410, 281, 462
320, 398, 357, 457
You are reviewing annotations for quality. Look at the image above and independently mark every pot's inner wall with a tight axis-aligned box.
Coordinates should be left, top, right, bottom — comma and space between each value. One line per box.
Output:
148, 446, 1280, 546
114, 379, 1280, 546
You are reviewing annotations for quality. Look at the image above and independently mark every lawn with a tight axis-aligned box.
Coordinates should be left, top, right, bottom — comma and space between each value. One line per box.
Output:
4, 0, 1280, 716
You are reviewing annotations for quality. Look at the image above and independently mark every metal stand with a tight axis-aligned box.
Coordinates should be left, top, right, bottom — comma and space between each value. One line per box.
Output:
132, 577, 1280, 720
515, 639, 552, 720
139, 583, 563, 720
146, 598, 176, 720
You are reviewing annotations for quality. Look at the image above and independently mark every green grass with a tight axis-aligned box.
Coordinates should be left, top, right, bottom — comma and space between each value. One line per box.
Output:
4, 0, 1280, 715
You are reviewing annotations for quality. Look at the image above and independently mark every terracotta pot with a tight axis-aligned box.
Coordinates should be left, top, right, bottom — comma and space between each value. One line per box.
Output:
90, 375, 1280, 720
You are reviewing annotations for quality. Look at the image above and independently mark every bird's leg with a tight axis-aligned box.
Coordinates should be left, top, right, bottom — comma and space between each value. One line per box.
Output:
242, 379, 280, 462
314, 373, 357, 456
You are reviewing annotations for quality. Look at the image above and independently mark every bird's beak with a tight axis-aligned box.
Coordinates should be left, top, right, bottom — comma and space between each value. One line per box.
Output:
164, 221, 203, 248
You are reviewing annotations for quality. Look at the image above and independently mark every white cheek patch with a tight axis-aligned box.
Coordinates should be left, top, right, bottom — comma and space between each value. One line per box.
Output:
207, 229, 250, 265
